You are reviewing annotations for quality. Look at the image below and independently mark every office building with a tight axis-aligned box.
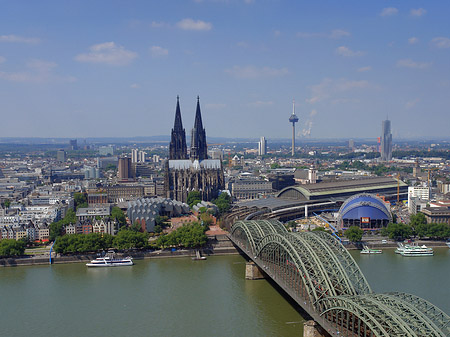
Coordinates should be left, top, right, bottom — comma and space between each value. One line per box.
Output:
380, 119, 392, 161
258, 137, 267, 156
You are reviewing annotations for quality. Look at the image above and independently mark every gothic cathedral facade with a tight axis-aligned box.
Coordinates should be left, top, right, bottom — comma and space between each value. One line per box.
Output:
164, 97, 224, 203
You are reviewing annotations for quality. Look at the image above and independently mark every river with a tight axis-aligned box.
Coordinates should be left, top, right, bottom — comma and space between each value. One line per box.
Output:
1, 248, 449, 337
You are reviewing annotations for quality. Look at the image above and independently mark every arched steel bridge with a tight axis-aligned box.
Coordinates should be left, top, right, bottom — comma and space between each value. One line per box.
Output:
229, 220, 450, 337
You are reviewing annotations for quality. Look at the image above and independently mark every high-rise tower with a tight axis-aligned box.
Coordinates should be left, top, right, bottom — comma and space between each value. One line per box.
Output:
289, 99, 299, 156
169, 96, 188, 160
190, 96, 208, 160
381, 119, 392, 161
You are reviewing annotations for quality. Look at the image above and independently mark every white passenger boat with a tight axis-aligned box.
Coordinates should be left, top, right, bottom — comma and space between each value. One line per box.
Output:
446, 241, 450, 248
360, 245, 382, 254
396, 243, 433, 257
86, 254, 133, 267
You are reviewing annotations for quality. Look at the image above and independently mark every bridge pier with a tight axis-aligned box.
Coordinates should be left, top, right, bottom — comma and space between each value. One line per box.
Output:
245, 262, 266, 280
303, 320, 327, 337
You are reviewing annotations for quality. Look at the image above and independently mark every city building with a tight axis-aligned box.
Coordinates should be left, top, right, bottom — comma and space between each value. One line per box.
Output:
231, 178, 273, 200
258, 137, 267, 156
380, 119, 392, 161
76, 206, 111, 221
348, 139, 355, 151
337, 193, 392, 230
56, 150, 66, 162
118, 156, 133, 181
127, 197, 189, 232
164, 97, 224, 203
131, 149, 139, 163
98, 146, 114, 156
407, 186, 430, 214
105, 185, 145, 203
69, 139, 78, 150
421, 206, 450, 225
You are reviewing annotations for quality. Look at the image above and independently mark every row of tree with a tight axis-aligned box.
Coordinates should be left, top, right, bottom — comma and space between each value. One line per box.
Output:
53, 227, 149, 255
154, 223, 208, 249
0, 239, 26, 257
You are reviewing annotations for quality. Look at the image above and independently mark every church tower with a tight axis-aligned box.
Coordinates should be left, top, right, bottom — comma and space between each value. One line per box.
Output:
169, 96, 188, 160
190, 96, 208, 161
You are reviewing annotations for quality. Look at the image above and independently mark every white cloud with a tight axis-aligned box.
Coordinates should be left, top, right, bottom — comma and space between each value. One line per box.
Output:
335, 46, 364, 57
297, 29, 350, 39
0, 59, 75, 83
247, 101, 274, 107
150, 46, 169, 57
307, 78, 369, 104
225, 65, 288, 79
396, 58, 431, 69
330, 29, 351, 39
357, 66, 372, 72
410, 8, 426, 17
0, 56, 5, 64
380, 7, 398, 17
177, 18, 212, 31
75, 42, 137, 66
0, 34, 40, 44
408, 37, 419, 45
431, 37, 450, 49
406, 98, 420, 109
130, 83, 140, 89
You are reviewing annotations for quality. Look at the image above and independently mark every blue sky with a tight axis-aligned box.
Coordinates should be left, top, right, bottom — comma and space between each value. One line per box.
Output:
1, 1, 449, 140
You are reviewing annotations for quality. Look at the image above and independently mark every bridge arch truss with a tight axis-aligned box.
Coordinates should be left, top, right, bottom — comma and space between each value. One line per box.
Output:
229, 220, 450, 337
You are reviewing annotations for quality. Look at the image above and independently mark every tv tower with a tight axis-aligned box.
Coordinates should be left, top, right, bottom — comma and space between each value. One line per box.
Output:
289, 99, 299, 156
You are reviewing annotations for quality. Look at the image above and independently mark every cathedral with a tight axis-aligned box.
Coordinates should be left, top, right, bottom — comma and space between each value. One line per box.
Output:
164, 96, 224, 203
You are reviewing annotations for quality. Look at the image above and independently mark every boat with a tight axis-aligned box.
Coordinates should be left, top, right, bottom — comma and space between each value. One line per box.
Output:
86, 252, 133, 267
396, 243, 433, 257
360, 245, 382, 254
446, 241, 450, 248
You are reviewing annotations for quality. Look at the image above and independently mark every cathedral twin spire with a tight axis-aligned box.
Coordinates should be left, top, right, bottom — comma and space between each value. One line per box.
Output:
169, 96, 207, 161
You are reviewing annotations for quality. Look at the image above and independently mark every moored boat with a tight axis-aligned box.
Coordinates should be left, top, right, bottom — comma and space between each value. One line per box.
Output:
86, 252, 133, 267
361, 245, 382, 254
397, 243, 433, 257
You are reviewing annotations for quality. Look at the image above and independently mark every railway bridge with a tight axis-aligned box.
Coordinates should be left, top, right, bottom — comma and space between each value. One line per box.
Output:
229, 220, 450, 337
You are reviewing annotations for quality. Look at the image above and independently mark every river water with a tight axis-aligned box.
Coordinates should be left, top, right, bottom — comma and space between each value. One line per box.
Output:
1, 249, 449, 337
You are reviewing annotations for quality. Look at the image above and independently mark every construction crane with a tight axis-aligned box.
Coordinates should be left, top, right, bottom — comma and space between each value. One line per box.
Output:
423, 167, 439, 188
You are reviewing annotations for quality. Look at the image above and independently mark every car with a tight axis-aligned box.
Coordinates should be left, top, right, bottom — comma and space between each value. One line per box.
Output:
381, 240, 387, 244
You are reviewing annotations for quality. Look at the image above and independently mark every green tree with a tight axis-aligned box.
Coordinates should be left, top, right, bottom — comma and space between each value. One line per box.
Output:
74, 192, 88, 210
113, 228, 149, 250
187, 191, 202, 208
0, 239, 25, 257
2, 199, 11, 209
212, 193, 232, 215
344, 226, 364, 242
384, 223, 412, 240
111, 206, 126, 225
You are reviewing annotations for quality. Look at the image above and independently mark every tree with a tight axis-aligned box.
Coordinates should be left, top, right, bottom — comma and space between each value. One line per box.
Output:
344, 226, 363, 242
2, 199, 11, 209
111, 206, 126, 226
113, 228, 149, 250
187, 191, 202, 208
74, 192, 87, 210
384, 223, 412, 240
212, 193, 232, 215
0, 239, 25, 257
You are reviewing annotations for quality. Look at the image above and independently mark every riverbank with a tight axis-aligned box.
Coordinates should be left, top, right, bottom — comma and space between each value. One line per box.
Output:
0, 234, 239, 267
2, 235, 449, 267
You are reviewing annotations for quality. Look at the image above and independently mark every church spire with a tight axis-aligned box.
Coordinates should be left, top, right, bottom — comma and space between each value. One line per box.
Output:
190, 96, 207, 161
169, 96, 187, 160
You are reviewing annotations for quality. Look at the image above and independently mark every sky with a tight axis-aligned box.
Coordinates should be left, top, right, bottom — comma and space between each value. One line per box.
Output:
1, 1, 449, 140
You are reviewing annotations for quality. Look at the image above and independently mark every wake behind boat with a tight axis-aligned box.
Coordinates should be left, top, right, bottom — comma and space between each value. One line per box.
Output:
86, 252, 134, 267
